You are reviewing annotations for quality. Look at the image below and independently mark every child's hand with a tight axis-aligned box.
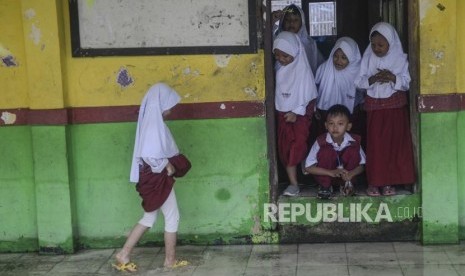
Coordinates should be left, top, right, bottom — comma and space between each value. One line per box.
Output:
341, 170, 353, 182
284, 112, 297, 123
328, 168, 346, 178
166, 162, 176, 176
373, 69, 396, 83
272, 10, 283, 24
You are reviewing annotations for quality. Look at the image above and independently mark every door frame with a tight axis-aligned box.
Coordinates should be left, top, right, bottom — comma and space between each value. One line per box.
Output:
263, 0, 421, 203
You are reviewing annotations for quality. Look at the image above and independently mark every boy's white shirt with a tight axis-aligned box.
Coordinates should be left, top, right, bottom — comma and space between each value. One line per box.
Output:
273, 31, 318, 115
129, 83, 181, 183
354, 22, 410, 99
315, 37, 362, 113
305, 132, 366, 168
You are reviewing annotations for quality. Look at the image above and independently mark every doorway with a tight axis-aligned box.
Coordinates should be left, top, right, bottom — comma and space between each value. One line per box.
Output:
266, 0, 419, 202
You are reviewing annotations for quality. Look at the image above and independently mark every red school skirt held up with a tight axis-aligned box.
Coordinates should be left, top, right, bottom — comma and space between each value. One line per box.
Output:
136, 154, 191, 212
277, 100, 315, 167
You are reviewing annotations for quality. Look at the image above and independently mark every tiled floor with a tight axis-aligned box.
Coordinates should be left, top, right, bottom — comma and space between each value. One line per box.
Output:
1, 242, 464, 275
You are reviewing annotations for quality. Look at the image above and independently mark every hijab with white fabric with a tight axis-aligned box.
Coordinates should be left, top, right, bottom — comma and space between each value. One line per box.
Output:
273, 31, 317, 115
354, 22, 411, 98
130, 83, 181, 183
275, 4, 324, 74
315, 37, 361, 113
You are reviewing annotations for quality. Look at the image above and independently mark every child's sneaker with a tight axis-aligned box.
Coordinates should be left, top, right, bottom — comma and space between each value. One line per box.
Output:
317, 186, 332, 199
283, 185, 300, 196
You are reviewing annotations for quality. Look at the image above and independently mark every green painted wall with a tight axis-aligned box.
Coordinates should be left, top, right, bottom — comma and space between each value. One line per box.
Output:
0, 127, 37, 252
458, 112, 465, 239
68, 118, 269, 248
421, 113, 460, 244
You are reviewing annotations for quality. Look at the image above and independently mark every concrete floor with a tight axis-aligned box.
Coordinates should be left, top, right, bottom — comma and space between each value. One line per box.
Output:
1, 241, 464, 275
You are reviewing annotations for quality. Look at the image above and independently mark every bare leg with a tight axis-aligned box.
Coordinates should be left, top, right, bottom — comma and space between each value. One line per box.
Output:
286, 165, 298, 185
116, 223, 148, 264
163, 231, 177, 267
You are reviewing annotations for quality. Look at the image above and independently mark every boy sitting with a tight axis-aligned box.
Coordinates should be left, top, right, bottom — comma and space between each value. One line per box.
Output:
304, 104, 366, 199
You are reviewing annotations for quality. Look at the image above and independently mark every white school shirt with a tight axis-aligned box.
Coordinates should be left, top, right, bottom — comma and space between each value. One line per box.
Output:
305, 133, 366, 168
315, 37, 362, 113
273, 31, 318, 115
354, 22, 411, 99
129, 83, 181, 183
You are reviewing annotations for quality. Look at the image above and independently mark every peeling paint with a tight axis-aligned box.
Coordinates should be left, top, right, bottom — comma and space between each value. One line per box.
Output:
183, 67, 191, 75
430, 49, 444, 60
24, 9, 36, 20
428, 64, 440, 74
220, 103, 226, 110
243, 87, 257, 97
215, 55, 232, 68
418, 98, 426, 110
419, 1, 434, 21
116, 67, 134, 87
1, 112, 17, 125
29, 24, 41, 45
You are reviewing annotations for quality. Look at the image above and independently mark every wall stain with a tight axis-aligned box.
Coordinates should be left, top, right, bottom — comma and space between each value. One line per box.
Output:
116, 67, 134, 87
1, 55, 17, 67
215, 188, 231, 201
436, 3, 445, 11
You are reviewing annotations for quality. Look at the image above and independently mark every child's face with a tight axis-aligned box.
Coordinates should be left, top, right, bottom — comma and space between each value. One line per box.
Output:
371, 33, 390, 57
274, 49, 294, 66
332, 48, 349, 70
283, 14, 302, 34
325, 114, 352, 142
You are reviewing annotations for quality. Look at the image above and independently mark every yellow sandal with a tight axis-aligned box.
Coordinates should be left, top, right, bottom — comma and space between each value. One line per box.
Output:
112, 262, 137, 272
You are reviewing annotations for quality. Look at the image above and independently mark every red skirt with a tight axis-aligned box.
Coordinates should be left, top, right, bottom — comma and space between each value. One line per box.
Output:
277, 101, 314, 167
366, 107, 415, 186
136, 154, 191, 212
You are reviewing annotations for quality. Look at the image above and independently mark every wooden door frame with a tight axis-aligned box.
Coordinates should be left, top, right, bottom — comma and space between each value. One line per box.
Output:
264, 0, 279, 204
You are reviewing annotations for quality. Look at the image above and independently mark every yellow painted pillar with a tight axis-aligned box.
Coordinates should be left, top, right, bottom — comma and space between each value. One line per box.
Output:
21, 0, 66, 109
419, 0, 457, 94
20, 0, 74, 253
419, 0, 460, 244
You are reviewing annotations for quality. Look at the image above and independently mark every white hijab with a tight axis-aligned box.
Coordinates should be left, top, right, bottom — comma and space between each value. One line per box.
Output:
129, 83, 181, 183
276, 4, 324, 74
357, 22, 410, 98
273, 31, 317, 113
315, 37, 361, 112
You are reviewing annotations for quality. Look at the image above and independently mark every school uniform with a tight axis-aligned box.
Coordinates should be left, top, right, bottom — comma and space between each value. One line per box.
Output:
354, 22, 415, 187
130, 83, 191, 230
314, 37, 365, 138
305, 133, 366, 188
273, 31, 318, 167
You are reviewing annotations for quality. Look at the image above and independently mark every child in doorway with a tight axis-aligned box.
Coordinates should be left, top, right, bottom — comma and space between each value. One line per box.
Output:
304, 104, 366, 199
273, 31, 318, 197
113, 83, 191, 272
314, 37, 366, 140
272, 4, 324, 74
354, 22, 415, 196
